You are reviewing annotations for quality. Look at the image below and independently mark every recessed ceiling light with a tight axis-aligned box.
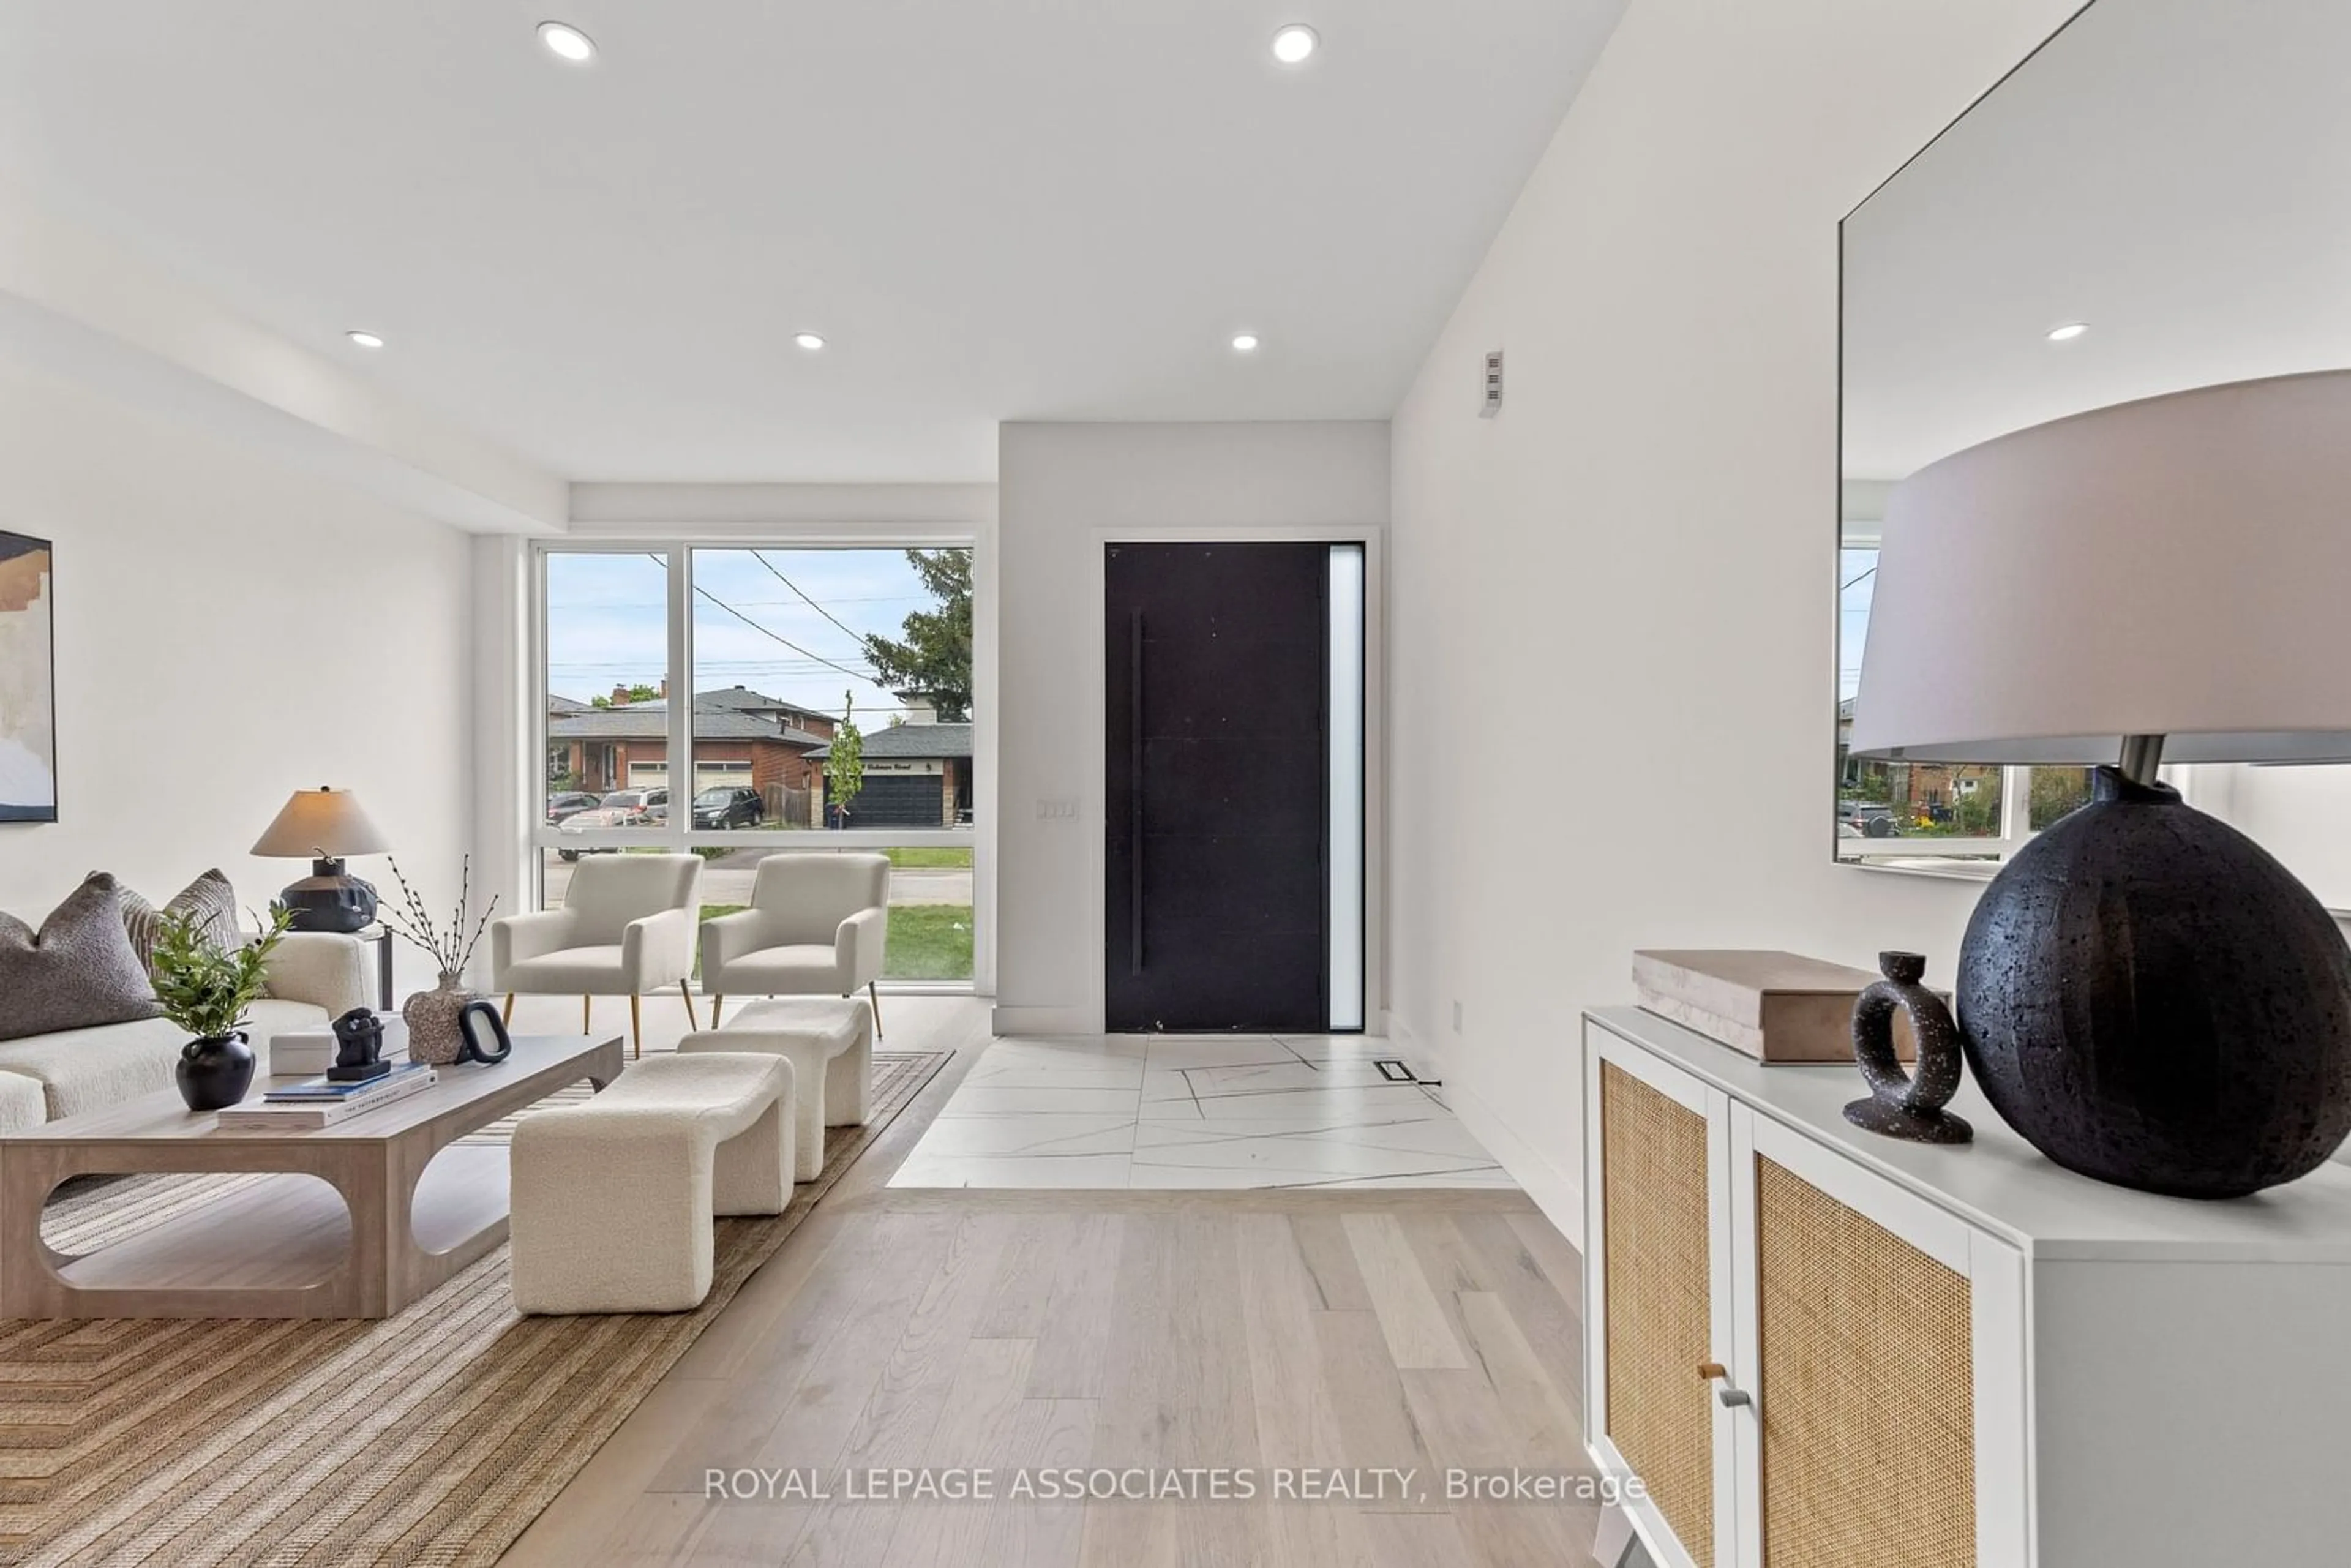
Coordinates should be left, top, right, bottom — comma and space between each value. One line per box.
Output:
1272, 24, 1319, 64
537, 21, 597, 62
2046, 321, 2089, 342
1231, 333, 1261, 353
345, 330, 385, 349
793, 332, 827, 351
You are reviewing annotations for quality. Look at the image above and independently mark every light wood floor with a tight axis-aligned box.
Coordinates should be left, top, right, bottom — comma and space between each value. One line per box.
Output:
501, 997, 1597, 1567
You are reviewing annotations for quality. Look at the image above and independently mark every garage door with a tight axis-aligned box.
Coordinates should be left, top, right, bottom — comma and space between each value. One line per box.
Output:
840, 774, 943, 828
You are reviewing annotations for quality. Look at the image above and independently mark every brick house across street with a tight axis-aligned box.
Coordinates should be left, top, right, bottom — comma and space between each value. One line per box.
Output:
549, 685, 836, 817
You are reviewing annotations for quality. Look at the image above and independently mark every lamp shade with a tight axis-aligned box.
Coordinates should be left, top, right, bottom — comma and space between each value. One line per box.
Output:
251, 787, 391, 859
1850, 369, 2351, 764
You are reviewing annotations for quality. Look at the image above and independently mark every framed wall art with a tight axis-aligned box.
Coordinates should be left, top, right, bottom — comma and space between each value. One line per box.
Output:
0, 531, 56, 823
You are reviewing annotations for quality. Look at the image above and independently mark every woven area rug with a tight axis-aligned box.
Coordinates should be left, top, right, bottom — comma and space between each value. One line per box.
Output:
0, 1048, 949, 1567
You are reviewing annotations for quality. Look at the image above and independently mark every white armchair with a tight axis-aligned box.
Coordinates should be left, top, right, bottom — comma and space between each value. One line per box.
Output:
492, 853, 703, 1057
702, 853, 891, 1035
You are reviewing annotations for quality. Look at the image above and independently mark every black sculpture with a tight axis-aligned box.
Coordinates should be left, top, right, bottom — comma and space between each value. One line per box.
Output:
1957, 767, 2351, 1199
454, 1000, 514, 1065
1845, 951, 1973, 1145
328, 1008, 391, 1083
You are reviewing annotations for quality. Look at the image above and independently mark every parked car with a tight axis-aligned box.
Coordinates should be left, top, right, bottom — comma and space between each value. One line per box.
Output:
555, 788, 668, 859
691, 786, 764, 830
1843, 803, 1902, 838
546, 790, 600, 825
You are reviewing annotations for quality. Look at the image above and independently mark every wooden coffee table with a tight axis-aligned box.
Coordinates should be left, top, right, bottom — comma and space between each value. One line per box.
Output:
0, 1035, 623, 1320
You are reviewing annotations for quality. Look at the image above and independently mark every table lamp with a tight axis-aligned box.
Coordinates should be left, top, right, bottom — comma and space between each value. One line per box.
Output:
1849, 369, 2351, 1198
251, 787, 391, 934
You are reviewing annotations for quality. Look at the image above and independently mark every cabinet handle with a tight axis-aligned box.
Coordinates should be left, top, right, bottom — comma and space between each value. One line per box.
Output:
1698, 1362, 1753, 1409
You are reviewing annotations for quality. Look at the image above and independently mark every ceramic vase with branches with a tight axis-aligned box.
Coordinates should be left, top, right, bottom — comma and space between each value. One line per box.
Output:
380, 855, 499, 1065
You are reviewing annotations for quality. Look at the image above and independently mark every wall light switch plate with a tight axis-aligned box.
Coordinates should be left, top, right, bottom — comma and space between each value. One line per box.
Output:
1035, 798, 1080, 820
1480, 351, 1504, 418
1452, 1000, 1464, 1033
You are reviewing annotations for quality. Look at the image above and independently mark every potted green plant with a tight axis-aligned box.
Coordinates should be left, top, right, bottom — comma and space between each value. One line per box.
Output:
151, 903, 294, 1111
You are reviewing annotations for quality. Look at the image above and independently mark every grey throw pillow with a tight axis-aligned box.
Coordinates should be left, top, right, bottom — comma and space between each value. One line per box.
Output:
120, 868, 241, 975
0, 873, 163, 1043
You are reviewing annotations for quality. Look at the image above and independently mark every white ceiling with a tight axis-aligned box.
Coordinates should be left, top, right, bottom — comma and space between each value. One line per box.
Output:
0, 1, 1624, 484
1842, 0, 2351, 481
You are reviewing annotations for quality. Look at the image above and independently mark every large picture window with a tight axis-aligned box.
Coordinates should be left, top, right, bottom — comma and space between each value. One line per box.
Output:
538, 544, 977, 983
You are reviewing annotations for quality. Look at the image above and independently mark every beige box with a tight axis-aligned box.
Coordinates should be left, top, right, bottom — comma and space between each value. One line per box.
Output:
268, 1015, 408, 1077
1632, 950, 1927, 1064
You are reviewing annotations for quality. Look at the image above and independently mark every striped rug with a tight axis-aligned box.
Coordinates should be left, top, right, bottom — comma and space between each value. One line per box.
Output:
0, 1049, 948, 1566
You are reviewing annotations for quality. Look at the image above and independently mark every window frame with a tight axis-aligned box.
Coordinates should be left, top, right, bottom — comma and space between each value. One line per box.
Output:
531, 538, 980, 895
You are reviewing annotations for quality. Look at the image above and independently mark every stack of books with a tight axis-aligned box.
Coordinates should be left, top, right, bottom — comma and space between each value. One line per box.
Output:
216, 1062, 439, 1130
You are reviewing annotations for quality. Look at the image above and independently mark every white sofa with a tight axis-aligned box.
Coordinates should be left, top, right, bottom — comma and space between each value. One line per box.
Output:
0, 933, 370, 1128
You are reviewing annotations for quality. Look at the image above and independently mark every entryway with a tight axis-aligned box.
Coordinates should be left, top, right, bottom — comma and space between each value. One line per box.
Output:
1103, 542, 1365, 1033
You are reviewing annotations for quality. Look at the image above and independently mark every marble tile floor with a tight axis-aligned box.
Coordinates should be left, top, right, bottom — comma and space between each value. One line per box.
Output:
889, 1033, 1517, 1190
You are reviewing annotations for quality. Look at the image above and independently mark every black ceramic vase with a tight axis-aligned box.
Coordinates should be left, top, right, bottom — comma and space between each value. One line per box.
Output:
1956, 767, 2351, 1199
177, 1032, 257, 1112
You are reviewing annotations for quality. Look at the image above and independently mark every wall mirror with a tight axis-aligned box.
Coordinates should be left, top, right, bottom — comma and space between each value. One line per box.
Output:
1835, 0, 2351, 899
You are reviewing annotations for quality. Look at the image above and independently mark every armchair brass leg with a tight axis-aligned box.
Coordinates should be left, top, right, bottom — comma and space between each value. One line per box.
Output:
868, 980, 883, 1040
583, 995, 592, 1034
503, 994, 515, 1026
711, 996, 724, 1027
629, 993, 642, 1059
681, 981, 699, 1031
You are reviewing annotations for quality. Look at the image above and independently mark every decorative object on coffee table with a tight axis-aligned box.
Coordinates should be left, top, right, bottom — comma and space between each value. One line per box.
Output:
378, 855, 499, 1066
454, 999, 514, 1064
151, 902, 295, 1112
1850, 372, 2351, 1198
1843, 951, 1971, 1146
0, 530, 56, 825
252, 787, 393, 933
328, 1007, 391, 1082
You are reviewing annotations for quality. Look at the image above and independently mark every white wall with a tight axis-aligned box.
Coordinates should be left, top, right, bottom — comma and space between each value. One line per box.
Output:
0, 359, 476, 1001
994, 421, 1390, 1032
1387, 0, 2086, 1240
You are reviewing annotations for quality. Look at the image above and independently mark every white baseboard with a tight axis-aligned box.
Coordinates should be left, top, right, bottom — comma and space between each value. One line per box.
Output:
1445, 1078, 1584, 1251
989, 1003, 1098, 1036
1389, 1015, 1583, 1251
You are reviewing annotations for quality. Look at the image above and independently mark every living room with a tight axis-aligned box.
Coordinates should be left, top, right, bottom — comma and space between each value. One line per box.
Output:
3, 2, 2349, 1564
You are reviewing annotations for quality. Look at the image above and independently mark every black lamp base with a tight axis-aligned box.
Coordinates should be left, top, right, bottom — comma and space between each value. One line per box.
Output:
279, 857, 380, 934
1956, 768, 2351, 1199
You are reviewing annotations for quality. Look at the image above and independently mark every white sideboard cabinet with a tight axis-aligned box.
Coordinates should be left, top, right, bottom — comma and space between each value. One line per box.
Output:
1582, 1006, 2351, 1568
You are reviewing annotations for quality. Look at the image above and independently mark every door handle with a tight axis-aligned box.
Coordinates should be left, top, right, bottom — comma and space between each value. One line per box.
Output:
1130, 609, 1144, 977
1699, 1362, 1753, 1409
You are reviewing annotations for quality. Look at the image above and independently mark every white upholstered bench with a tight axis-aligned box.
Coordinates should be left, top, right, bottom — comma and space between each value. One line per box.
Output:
678, 996, 872, 1182
509, 1052, 795, 1315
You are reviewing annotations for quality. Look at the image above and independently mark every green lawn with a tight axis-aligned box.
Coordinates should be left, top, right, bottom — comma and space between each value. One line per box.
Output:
883, 846, 974, 869
695, 902, 972, 982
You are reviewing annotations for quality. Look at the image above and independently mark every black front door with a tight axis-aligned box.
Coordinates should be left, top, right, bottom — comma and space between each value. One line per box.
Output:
1105, 542, 1332, 1032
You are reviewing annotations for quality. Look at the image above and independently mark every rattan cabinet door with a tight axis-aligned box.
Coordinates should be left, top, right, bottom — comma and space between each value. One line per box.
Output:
1597, 1058, 1725, 1567
1730, 1111, 1983, 1568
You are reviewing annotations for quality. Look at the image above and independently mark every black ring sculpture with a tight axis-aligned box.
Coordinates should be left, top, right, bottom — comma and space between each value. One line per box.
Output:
1845, 951, 1973, 1145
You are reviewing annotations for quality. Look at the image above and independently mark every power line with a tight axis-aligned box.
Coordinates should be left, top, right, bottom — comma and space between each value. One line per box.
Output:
643, 553, 879, 685
751, 551, 876, 648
